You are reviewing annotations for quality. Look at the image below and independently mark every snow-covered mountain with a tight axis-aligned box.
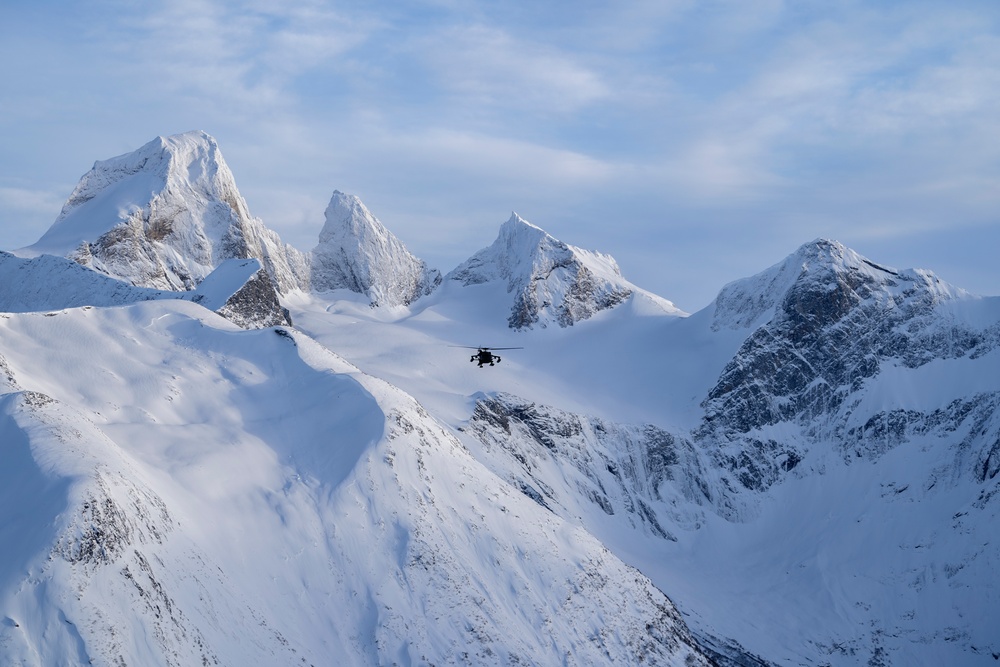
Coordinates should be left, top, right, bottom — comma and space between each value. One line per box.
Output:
19, 132, 446, 310
311, 191, 441, 306
447, 212, 683, 329
0, 301, 710, 666
4, 133, 999, 666
699, 239, 998, 501
289, 238, 1000, 666
19, 131, 309, 293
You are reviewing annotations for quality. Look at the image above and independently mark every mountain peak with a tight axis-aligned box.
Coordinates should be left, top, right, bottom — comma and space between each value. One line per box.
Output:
710, 238, 966, 331
311, 190, 441, 306
21, 131, 308, 293
448, 213, 681, 328
55, 130, 239, 223
318, 190, 379, 244
503, 210, 542, 232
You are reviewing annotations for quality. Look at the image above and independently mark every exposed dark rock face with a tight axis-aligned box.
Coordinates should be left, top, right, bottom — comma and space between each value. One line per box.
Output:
215, 267, 292, 329
448, 213, 666, 330
696, 239, 1000, 494
506, 259, 633, 330
469, 393, 725, 537
70, 214, 197, 289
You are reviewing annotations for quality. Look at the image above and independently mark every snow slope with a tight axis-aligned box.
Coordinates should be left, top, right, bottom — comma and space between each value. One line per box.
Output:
0, 251, 287, 329
0, 300, 710, 666
288, 239, 1000, 666
6, 128, 999, 665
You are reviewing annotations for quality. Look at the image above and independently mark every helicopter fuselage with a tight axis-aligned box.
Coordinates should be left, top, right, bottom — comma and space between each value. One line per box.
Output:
472, 349, 501, 367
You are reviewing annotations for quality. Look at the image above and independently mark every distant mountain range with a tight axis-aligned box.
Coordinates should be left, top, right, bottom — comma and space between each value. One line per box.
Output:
2, 131, 997, 666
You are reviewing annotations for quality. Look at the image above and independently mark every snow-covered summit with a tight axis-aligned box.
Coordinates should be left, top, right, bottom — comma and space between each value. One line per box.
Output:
21, 131, 308, 293
310, 191, 441, 306
710, 238, 967, 332
447, 212, 683, 329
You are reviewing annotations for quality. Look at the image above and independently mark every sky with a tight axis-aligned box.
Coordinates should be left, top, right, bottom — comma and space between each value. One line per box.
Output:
1, 0, 999, 312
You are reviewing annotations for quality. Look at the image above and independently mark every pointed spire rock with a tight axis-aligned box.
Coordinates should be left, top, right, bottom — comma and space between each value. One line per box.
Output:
448, 212, 682, 329
23, 131, 308, 293
310, 191, 441, 306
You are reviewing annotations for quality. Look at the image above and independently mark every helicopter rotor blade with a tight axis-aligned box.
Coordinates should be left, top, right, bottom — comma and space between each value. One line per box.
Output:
448, 345, 524, 351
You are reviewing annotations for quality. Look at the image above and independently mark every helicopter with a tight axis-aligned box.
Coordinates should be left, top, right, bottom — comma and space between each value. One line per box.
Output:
454, 346, 523, 367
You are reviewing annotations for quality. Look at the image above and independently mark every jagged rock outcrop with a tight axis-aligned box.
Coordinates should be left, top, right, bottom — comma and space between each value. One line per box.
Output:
697, 239, 1000, 495
468, 392, 726, 536
448, 213, 682, 329
22, 131, 309, 293
310, 191, 440, 306
191, 258, 291, 328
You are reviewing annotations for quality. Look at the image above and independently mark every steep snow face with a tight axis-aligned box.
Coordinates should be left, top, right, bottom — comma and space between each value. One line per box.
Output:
310, 191, 441, 306
0, 301, 711, 666
467, 392, 726, 538
21, 131, 309, 293
462, 390, 1000, 667
448, 213, 683, 329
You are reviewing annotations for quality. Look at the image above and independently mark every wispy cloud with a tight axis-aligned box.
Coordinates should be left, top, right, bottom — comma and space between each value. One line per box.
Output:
2, 0, 1000, 307
413, 24, 610, 115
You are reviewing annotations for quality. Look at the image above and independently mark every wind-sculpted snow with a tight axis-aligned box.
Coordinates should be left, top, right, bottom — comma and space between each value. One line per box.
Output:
448, 213, 682, 328
311, 190, 441, 306
21, 131, 309, 293
0, 251, 288, 328
0, 301, 711, 666
0, 250, 163, 311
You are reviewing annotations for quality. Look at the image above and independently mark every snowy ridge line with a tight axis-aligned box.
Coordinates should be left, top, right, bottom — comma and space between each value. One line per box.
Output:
19, 131, 685, 322
0, 251, 288, 329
